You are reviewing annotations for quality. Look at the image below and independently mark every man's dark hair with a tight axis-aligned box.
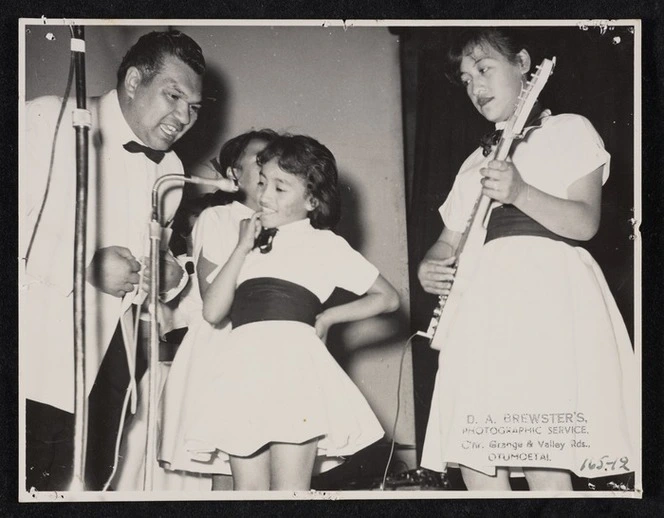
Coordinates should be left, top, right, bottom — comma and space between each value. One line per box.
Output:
116, 30, 205, 87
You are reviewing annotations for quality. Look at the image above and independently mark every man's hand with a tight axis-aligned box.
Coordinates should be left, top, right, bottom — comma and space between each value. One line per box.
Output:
160, 251, 186, 293
86, 246, 141, 298
138, 251, 187, 296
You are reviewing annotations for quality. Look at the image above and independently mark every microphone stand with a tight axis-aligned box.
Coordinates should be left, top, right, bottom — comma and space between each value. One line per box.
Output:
143, 174, 236, 491
70, 24, 91, 492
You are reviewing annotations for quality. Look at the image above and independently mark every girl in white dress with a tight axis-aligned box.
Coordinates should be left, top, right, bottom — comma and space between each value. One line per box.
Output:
418, 28, 636, 491
186, 134, 399, 490
158, 130, 277, 486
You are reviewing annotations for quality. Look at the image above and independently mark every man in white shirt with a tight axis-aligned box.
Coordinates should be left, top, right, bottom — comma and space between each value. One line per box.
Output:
21, 30, 206, 491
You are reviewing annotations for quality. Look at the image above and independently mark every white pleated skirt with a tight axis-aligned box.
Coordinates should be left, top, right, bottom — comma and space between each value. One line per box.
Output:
158, 315, 233, 474
421, 237, 637, 478
183, 321, 384, 474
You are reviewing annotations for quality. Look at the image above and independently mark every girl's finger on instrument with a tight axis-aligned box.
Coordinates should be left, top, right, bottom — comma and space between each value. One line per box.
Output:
435, 259, 456, 268
427, 272, 446, 282
425, 263, 447, 274
488, 159, 508, 170
481, 171, 495, 183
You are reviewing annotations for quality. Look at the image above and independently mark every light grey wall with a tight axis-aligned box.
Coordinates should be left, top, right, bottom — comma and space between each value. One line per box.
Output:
23, 23, 415, 457
24, 24, 166, 100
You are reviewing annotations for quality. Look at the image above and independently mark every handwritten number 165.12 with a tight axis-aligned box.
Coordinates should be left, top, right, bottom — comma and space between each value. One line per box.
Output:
580, 456, 629, 472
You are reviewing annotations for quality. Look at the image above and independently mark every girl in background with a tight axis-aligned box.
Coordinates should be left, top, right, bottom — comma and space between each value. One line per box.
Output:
158, 130, 277, 489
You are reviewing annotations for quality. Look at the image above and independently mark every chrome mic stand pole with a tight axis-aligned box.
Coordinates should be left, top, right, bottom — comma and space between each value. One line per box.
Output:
143, 174, 236, 491
70, 24, 91, 492
143, 183, 162, 491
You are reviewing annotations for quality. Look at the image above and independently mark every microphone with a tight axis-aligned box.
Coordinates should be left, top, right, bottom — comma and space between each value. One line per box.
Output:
131, 174, 239, 306
142, 171, 240, 489
151, 174, 238, 220
178, 175, 239, 192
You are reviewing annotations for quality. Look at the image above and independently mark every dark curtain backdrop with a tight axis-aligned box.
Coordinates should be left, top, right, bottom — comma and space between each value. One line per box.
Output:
396, 26, 636, 462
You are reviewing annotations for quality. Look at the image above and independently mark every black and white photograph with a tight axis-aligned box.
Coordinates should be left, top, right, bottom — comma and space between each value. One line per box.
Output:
18, 19, 641, 501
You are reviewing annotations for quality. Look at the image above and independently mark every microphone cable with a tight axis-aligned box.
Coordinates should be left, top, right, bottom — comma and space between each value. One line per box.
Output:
24, 25, 76, 265
379, 331, 420, 490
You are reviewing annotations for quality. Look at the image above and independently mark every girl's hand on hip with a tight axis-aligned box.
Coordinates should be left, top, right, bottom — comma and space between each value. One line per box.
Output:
315, 312, 332, 343
418, 256, 457, 296
480, 159, 527, 204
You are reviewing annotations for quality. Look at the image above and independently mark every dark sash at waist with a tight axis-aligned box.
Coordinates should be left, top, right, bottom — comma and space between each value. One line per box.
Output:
485, 204, 581, 247
230, 277, 322, 329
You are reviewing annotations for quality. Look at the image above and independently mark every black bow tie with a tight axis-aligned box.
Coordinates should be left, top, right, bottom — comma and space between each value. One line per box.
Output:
480, 104, 546, 157
254, 227, 279, 254
123, 140, 166, 164
479, 129, 503, 157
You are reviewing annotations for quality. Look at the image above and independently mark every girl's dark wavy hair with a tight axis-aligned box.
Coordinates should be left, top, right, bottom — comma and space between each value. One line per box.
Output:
257, 134, 341, 230
445, 28, 533, 85
214, 129, 279, 176
171, 130, 278, 252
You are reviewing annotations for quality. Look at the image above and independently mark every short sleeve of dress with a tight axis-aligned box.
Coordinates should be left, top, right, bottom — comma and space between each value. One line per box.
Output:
325, 233, 380, 295
546, 114, 611, 188
191, 207, 227, 266
439, 174, 468, 232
